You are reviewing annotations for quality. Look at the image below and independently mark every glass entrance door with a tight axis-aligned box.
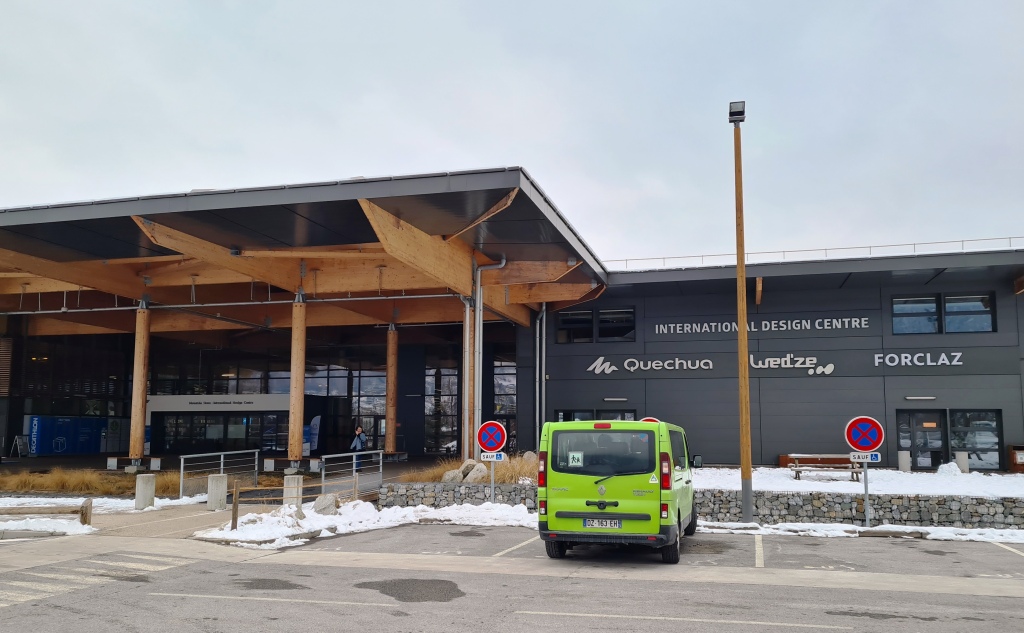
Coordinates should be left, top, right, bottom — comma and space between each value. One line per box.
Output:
359, 415, 386, 451
897, 410, 948, 470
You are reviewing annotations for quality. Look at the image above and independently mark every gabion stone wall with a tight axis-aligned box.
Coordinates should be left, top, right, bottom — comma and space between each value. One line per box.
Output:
378, 483, 536, 509
379, 484, 1024, 529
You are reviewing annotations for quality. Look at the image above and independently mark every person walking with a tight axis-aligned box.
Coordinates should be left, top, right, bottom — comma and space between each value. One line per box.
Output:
350, 425, 367, 470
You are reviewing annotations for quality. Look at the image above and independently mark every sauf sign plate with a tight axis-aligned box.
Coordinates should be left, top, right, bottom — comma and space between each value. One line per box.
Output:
850, 452, 881, 463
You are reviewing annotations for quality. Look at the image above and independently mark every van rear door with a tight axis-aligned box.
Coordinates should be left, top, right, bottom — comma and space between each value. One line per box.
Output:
546, 426, 661, 535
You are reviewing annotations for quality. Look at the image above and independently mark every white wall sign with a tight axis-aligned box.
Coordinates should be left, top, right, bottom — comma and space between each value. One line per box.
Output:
654, 317, 871, 335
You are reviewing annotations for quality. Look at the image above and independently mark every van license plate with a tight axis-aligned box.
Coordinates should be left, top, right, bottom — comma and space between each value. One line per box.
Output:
584, 519, 621, 529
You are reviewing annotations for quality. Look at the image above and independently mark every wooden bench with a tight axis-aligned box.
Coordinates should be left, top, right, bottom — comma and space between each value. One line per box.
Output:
785, 454, 860, 482
0, 499, 93, 525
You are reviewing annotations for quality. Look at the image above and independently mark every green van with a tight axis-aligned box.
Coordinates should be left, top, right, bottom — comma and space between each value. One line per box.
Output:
537, 417, 701, 564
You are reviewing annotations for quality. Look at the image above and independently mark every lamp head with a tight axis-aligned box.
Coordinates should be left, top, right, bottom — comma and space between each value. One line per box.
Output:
729, 101, 746, 123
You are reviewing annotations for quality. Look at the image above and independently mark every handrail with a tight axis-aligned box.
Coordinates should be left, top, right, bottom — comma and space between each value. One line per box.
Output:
179, 449, 260, 498
604, 235, 1024, 271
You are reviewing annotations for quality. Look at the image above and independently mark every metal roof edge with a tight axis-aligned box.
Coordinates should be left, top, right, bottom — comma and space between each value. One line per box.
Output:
516, 167, 609, 284
607, 249, 1024, 285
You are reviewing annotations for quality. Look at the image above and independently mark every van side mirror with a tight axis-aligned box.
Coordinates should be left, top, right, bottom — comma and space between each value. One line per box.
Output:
691, 455, 702, 468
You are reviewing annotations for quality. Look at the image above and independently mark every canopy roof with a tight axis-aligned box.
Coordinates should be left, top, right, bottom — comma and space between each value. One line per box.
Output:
0, 167, 607, 341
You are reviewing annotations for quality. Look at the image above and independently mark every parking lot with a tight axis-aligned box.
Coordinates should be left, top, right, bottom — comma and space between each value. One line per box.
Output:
300, 523, 1024, 581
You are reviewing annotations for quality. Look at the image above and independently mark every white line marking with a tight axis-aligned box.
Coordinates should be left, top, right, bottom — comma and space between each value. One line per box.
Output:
60, 567, 152, 577
0, 590, 49, 603
515, 611, 853, 630
22, 572, 111, 585
148, 593, 392, 606
493, 536, 540, 557
3, 580, 80, 593
755, 534, 765, 568
84, 560, 172, 571
117, 554, 195, 565
991, 542, 1024, 558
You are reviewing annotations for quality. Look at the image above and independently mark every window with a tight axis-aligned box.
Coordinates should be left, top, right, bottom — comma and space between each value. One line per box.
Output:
557, 310, 593, 343
949, 410, 1002, 471
557, 308, 635, 343
550, 429, 655, 476
598, 309, 636, 342
892, 296, 939, 334
669, 430, 686, 467
892, 293, 994, 334
944, 295, 994, 333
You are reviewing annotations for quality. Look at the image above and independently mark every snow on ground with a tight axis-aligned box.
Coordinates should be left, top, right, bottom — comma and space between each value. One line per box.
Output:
0, 494, 206, 513
694, 463, 1024, 498
0, 494, 207, 534
698, 521, 1024, 544
195, 500, 537, 549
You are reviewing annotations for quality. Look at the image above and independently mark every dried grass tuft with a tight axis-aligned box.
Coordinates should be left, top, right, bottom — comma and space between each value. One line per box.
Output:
398, 455, 537, 485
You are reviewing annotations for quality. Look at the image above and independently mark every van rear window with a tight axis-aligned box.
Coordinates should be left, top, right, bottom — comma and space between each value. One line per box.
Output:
551, 430, 656, 476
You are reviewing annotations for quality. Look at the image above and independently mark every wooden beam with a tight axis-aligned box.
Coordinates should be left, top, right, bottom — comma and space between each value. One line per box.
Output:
239, 244, 385, 258
507, 282, 597, 304
27, 316, 128, 336
481, 285, 533, 327
756, 277, 763, 305
0, 277, 83, 295
445, 188, 518, 242
304, 256, 442, 294
359, 199, 474, 296
0, 247, 163, 302
132, 216, 302, 293
549, 285, 607, 312
480, 260, 581, 286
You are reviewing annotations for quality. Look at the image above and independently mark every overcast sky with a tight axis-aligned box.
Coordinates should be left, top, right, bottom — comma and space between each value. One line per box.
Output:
0, 1, 1021, 263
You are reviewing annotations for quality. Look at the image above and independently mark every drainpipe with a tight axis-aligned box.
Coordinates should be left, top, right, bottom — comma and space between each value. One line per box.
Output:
535, 302, 546, 451
539, 302, 547, 441
460, 295, 472, 461
474, 257, 506, 459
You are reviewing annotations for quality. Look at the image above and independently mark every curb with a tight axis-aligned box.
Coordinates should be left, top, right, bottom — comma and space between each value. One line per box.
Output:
0, 530, 65, 539
193, 528, 324, 546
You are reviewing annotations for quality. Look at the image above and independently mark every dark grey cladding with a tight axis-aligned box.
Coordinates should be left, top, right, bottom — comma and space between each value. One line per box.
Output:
538, 250, 1024, 470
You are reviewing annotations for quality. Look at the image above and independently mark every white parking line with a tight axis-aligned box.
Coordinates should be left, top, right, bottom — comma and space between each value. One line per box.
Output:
148, 593, 391, 607
84, 560, 173, 572
991, 542, 1024, 558
493, 536, 540, 557
755, 534, 765, 568
3, 580, 81, 593
0, 590, 49, 604
22, 572, 111, 585
118, 554, 195, 565
515, 610, 853, 630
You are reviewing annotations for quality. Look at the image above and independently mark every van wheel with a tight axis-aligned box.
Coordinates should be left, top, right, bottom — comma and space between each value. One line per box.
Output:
545, 541, 568, 559
661, 527, 681, 564
684, 503, 698, 537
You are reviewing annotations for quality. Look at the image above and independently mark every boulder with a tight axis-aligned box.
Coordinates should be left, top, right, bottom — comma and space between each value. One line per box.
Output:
459, 459, 479, 478
441, 469, 464, 484
521, 451, 538, 462
463, 463, 490, 484
312, 494, 339, 515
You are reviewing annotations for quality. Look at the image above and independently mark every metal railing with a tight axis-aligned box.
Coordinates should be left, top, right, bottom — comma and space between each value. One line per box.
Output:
604, 236, 1024, 271
319, 450, 384, 498
179, 449, 260, 498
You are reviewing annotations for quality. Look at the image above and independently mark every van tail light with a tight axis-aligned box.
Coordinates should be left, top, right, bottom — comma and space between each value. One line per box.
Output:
539, 500, 547, 516
661, 503, 669, 519
538, 451, 547, 487
593, 422, 611, 429
660, 452, 671, 489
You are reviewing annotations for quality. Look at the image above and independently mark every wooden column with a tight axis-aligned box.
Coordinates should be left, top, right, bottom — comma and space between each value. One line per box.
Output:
128, 305, 151, 460
288, 300, 307, 462
385, 326, 398, 453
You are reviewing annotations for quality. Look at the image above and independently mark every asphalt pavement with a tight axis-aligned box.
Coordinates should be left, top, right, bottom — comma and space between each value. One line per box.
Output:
0, 508, 1022, 632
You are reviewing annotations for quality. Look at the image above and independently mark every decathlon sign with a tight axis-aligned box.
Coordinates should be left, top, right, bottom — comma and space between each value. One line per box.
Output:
586, 356, 714, 375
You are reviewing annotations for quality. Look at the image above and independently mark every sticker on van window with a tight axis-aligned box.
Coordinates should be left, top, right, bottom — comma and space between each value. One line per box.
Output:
568, 452, 584, 467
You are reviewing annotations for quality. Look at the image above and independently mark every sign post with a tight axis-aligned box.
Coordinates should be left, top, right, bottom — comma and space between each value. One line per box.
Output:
845, 416, 885, 528
477, 421, 507, 503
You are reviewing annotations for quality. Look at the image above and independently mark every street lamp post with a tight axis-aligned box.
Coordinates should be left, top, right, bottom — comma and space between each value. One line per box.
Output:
729, 101, 754, 524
